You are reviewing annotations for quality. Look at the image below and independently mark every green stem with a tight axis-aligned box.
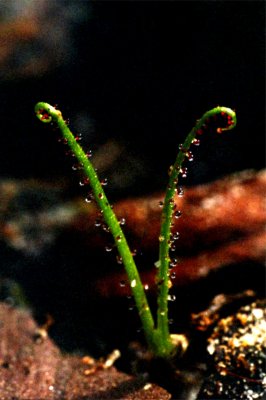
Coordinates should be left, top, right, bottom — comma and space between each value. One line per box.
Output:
156, 107, 237, 353
34, 102, 158, 352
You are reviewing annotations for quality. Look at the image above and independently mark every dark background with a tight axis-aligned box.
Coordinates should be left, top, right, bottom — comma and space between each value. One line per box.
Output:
0, 0, 265, 359
0, 0, 264, 195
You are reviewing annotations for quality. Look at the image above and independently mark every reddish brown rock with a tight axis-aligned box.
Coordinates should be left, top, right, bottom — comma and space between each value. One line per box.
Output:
0, 304, 171, 400
1, 170, 265, 255
95, 231, 266, 297
107, 169, 266, 253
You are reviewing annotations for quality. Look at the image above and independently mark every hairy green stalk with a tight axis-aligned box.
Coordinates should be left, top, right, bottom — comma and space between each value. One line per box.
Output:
156, 107, 237, 354
35, 102, 157, 352
35, 102, 236, 359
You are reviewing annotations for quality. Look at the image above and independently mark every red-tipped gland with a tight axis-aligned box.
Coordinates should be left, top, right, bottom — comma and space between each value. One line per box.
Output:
38, 110, 51, 121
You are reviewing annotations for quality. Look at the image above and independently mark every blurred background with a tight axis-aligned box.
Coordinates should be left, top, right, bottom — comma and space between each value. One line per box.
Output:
0, 0, 265, 358
0, 0, 264, 191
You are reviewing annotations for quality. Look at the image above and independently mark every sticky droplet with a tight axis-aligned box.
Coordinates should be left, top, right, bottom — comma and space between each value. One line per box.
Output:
105, 245, 113, 252
168, 294, 176, 301
180, 167, 187, 178
186, 151, 194, 161
174, 210, 182, 219
172, 232, 180, 241
102, 224, 110, 232
131, 279, 137, 288
101, 178, 108, 186
79, 178, 90, 186
119, 280, 126, 287
192, 138, 200, 146
177, 187, 184, 197
72, 163, 80, 171
171, 272, 176, 279
159, 235, 165, 242
116, 255, 123, 264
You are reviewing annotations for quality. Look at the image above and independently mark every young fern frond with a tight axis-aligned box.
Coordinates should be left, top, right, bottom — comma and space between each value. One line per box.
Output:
35, 102, 236, 358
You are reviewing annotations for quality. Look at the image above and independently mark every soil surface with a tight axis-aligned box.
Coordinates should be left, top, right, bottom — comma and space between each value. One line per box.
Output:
0, 303, 170, 400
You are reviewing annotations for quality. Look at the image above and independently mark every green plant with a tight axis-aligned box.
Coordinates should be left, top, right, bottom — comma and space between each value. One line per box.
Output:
35, 102, 236, 358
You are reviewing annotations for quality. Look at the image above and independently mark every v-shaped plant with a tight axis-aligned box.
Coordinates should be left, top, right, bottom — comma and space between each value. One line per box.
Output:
35, 102, 236, 358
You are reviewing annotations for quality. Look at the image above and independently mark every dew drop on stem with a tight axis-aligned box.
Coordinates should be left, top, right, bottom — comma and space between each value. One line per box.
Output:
116, 255, 123, 264
85, 193, 94, 203
130, 279, 137, 288
174, 210, 182, 219
105, 245, 113, 252
172, 232, 180, 240
171, 272, 176, 279
181, 168, 188, 178
102, 224, 110, 233
170, 258, 178, 268
72, 163, 80, 171
80, 178, 90, 186
177, 187, 184, 197
186, 151, 194, 162
168, 294, 176, 302
192, 138, 200, 146
75, 134, 82, 142
101, 178, 108, 186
